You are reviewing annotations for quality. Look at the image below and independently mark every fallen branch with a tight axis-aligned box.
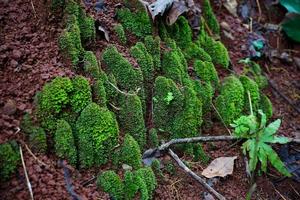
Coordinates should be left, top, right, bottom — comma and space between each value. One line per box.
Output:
19, 146, 34, 200
107, 80, 139, 96
168, 149, 226, 200
23, 142, 50, 168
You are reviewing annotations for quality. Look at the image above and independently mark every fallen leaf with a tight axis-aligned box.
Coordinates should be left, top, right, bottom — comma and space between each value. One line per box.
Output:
148, 0, 175, 20
223, 0, 238, 17
97, 24, 110, 42
166, 1, 188, 25
202, 156, 237, 178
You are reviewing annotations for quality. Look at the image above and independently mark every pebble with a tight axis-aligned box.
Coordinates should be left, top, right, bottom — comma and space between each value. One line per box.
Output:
2, 99, 17, 115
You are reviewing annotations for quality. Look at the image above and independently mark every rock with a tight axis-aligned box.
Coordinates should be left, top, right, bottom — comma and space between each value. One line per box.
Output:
2, 99, 17, 115
122, 164, 133, 171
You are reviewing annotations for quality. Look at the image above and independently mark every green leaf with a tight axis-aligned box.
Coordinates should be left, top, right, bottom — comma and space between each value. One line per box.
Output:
257, 147, 267, 172
232, 115, 258, 138
261, 143, 291, 177
258, 109, 267, 129
280, 0, 300, 14
282, 13, 300, 43
243, 139, 258, 172
270, 136, 289, 144
263, 119, 281, 136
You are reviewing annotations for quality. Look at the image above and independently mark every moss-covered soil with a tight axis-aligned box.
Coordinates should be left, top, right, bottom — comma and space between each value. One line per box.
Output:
0, 0, 300, 199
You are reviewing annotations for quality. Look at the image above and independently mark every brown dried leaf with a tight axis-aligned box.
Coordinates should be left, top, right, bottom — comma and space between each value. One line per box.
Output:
202, 156, 237, 178
166, 1, 188, 25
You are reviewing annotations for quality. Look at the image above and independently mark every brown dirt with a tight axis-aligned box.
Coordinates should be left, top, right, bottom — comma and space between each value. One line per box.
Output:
0, 0, 299, 200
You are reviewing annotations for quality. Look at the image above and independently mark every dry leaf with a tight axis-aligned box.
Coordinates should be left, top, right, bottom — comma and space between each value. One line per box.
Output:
202, 156, 237, 178
98, 25, 110, 42
148, 0, 175, 20
223, 0, 238, 17
166, 1, 188, 25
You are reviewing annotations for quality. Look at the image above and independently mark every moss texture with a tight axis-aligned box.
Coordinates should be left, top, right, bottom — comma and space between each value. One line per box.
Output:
124, 170, 144, 200
149, 128, 159, 147
118, 94, 146, 149
153, 76, 184, 132
20, 112, 34, 134
0, 142, 20, 182
70, 76, 92, 113
78, 9, 96, 43
117, 8, 152, 38
54, 119, 77, 165
83, 51, 100, 78
29, 127, 47, 153
93, 79, 107, 108
193, 80, 214, 113
260, 94, 273, 119
193, 144, 210, 163
239, 75, 260, 113
202, 0, 220, 35
97, 170, 124, 200
215, 75, 245, 124
194, 60, 219, 87
76, 103, 119, 168
145, 36, 161, 71
118, 134, 142, 169
114, 24, 127, 44
135, 167, 157, 198
184, 42, 212, 62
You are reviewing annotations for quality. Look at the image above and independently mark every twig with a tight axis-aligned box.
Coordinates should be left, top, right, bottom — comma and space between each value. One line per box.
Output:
59, 160, 82, 200
256, 0, 262, 22
109, 103, 121, 111
266, 76, 300, 114
107, 80, 138, 96
211, 103, 232, 135
30, 0, 37, 19
19, 146, 34, 200
23, 142, 50, 168
168, 149, 226, 200
81, 176, 96, 187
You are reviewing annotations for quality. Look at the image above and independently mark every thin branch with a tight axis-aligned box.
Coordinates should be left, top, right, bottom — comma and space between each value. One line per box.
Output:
211, 103, 232, 135
30, 0, 37, 19
19, 146, 34, 200
107, 80, 138, 96
168, 149, 226, 200
23, 142, 50, 168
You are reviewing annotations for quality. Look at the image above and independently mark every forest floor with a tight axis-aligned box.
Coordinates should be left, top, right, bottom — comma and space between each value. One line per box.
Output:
0, 0, 299, 199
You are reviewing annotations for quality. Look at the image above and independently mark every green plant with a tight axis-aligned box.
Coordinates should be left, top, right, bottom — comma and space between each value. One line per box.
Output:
231, 110, 291, 176
239, 75, 260, 113
76, 103, 119, 168
202, 0, 220, 35
144, 36, 161, 71
118, 94, 146, 149
0, 142, 20, 182
114, 24, 127, 44
70, 76, 92, 113
54, 120, 77, 165
97, 170, 124, 200
117, 8, 152, 38
118, 134, 142, 169
83, 51, 100, 78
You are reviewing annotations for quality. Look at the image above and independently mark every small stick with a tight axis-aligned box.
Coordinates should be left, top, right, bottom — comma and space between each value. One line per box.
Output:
256, 0, 262, 22
19, 146, 34, 200
23, 143, 50, 168
109, 103, 121, 111
168, 149, 226, 200
211, 103, 232, 135
81, 176, 96, 187
107, 80, 138, 96
30, 0, 37, 19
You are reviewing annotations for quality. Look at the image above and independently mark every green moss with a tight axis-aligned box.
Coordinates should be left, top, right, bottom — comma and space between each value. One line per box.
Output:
118, 134, 142, 169
260, 94, 273, 119
158, 19, 169, 41
51, 0, 65, 11
117, 8, 152, 38
29, 127, 47, 153
202, 0, 220, 35
193, 81, 214, 113
97, 170, 124, 200
135, 167, 157, 199
83, 51, 100, 78
123, 170, 148, 200
76, 103, 119, 168
149, 128, 159, 147
171, 87, 202, 141
114, 24, 127, 44
78, 11, 95, 43
193, 144, 210, 164
70, 76, 92, 113
102, 46, 145, 100
145, 36, 161, 71
151, 159, 163, 179
0, 142, 20, 182
93, 79, 107, 108
184, 42, 212, 62
153, 76, 184, 132
255, 75, 268, 89
130, 42, 154, 98
65, 0, 79, 17
118, 94, 146, 149
239, 75, 260, 113
54, 120, 77, 165
103, 73, 119, 106
194, 60, 219, 87
164, 162, 176, 175
20, 112, 34, 134
215, 75, 245, 124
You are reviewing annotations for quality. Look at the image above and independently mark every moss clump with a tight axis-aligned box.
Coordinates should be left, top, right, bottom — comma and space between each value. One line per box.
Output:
59, 15, 83, 67
202, 0, 220, 35
184, 42, 212, 62
118, 94, 146, 149
118, 134, 142, 169
20, 112, 34, 134
194, 60, 219, 87
93, 79, 107, 108
102, 46, 145, 105
83, 51, 100, 78
239, 75, 260, 113
193, 80, 214, 113
149, 128, 159, 147
65, 0, 79, 16
69, 76, 92, 113
29, 127, 47, 153
153, 76, 184, 132
135, 167, 157, 198
151, 159, 163, 179
197, 31, 230, 68
193, 144, 210, 164
215, 75, 245, 124
78, 11, 95, 43
76, 103, 119, 168
117, 8, 152, 38
0, 142, 20, 182
54, 120, 77, 166
114, 24, 127, 44
124, 170, 145, 200
260, 94, 273, 119
97, 170, 124, 200
145, 36, 161, 71
130, 42, 154, 98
